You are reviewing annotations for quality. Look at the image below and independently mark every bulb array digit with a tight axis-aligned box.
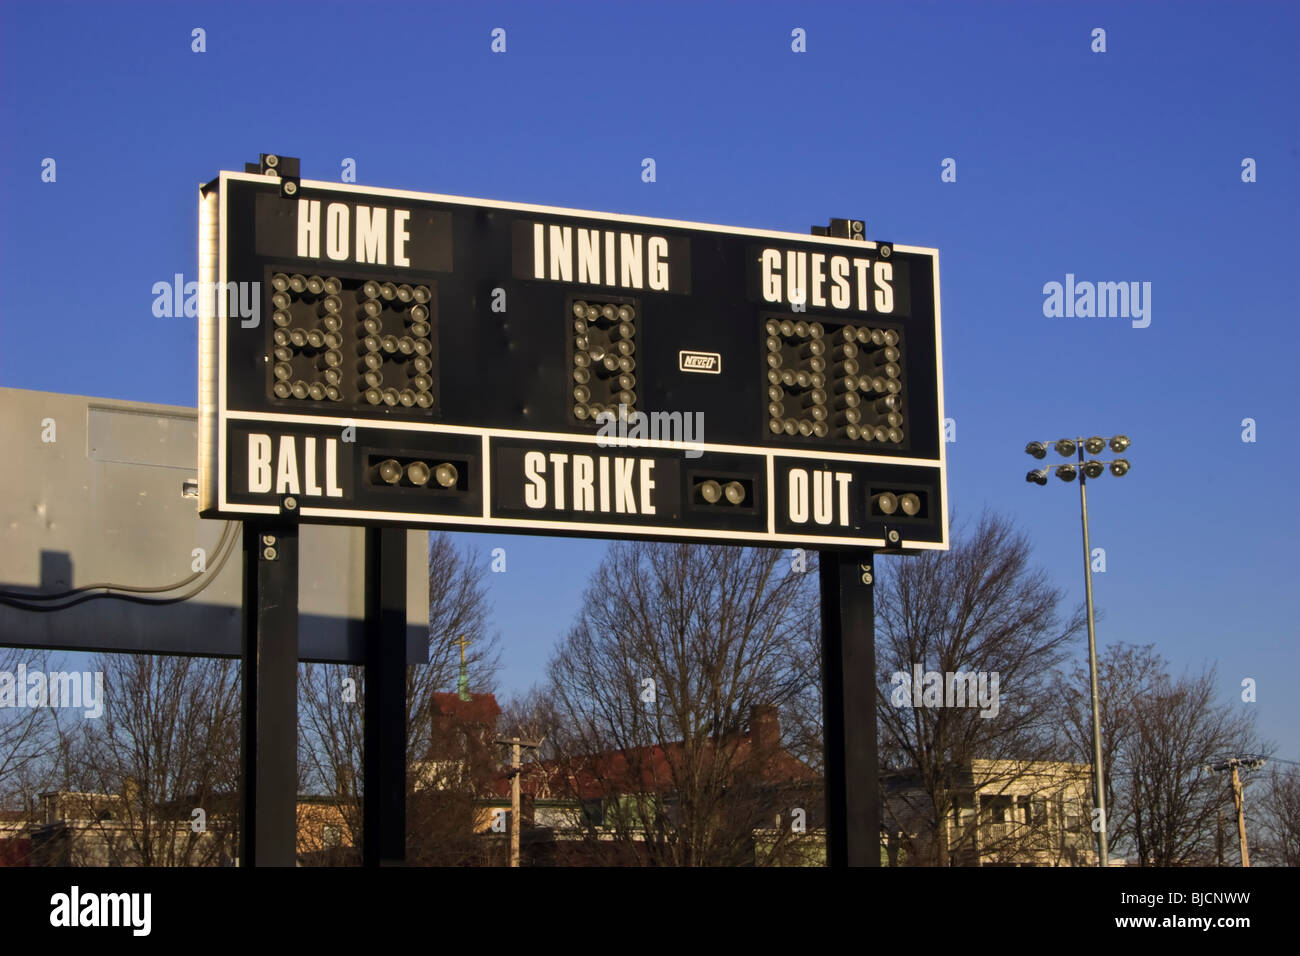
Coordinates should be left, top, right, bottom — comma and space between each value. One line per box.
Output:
765, 317, 905, 444
268, 272, 434, 409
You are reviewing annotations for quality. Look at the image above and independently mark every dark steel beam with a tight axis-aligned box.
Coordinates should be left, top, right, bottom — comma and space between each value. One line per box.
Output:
240, 523, 299, 867
819, 549, 879, 867
363, 527, 407, 867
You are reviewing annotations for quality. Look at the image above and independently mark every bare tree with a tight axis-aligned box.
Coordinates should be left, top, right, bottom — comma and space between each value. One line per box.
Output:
1256, 765, 1300, 867
0, 647, 59, 819
775, 551, 824, 774
875, 511, 1085, 866
540, 540, 822, 866
58, 652, 242, 866
297, 531, 500, 864
1056, 644, 1261, 866
1126, 670, 1258, 866
1051, 642, 1166, 862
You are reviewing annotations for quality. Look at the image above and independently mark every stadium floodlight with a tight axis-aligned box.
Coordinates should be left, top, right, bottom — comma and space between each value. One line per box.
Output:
1019, 429, 1134, 871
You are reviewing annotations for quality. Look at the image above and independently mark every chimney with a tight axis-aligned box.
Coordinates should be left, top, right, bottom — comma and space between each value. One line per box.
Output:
749, 705, 780, 753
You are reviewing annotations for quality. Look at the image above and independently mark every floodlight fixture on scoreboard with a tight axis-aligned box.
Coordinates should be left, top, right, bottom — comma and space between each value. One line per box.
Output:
198, 166, 948, 552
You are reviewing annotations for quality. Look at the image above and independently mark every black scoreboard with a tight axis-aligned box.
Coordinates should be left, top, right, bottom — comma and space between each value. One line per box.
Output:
198, 170, 948, 551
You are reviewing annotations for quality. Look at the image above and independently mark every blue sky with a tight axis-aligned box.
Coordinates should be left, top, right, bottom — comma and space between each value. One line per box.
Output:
1, 1, 1297, 757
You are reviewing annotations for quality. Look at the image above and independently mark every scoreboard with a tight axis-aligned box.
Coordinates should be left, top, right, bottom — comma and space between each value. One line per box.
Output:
198, 167, 948, 551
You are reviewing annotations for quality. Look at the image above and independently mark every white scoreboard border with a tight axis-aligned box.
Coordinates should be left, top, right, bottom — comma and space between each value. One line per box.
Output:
200, 172, 949, 551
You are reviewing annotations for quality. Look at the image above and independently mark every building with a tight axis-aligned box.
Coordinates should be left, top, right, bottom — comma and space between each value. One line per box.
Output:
296, 795, 357, 865
0, 788, 238, 866
480, 705, 825, 865
882, 758, 1100, 866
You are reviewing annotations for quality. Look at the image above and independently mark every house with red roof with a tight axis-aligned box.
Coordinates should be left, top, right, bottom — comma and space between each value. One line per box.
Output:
479, 705, 824, 865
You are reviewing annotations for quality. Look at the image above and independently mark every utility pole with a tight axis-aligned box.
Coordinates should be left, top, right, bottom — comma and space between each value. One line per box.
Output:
496, 736, 543, 867
1210, 756, 1265, 867
1232, 763, 1250, 867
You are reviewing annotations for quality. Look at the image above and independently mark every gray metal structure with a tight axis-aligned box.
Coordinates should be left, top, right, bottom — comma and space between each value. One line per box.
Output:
0, 386, 428, 663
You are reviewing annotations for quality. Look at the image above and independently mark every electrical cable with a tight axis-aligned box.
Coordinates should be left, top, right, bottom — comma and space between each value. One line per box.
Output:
0, 521, 239, 611
0, 520, 237, 598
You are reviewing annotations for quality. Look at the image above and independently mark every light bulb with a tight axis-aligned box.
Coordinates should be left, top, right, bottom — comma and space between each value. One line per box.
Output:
873, 493, 898, 515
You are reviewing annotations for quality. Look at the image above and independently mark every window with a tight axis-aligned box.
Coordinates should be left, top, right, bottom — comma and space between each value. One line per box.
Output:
981, 795, 1012, 825
1064, 799, 1082, 833
1031, 799, 1048, 827
581, 799, 605, 827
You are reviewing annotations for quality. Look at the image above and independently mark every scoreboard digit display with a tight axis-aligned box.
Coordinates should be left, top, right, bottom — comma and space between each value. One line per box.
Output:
198, 168, 948, 552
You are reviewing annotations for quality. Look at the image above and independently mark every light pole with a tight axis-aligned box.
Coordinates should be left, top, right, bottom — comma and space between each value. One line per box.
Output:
1025, 434, 1131, 868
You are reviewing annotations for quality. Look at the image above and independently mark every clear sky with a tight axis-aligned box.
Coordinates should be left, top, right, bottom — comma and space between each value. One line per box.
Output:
1, 1, 1296, 757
